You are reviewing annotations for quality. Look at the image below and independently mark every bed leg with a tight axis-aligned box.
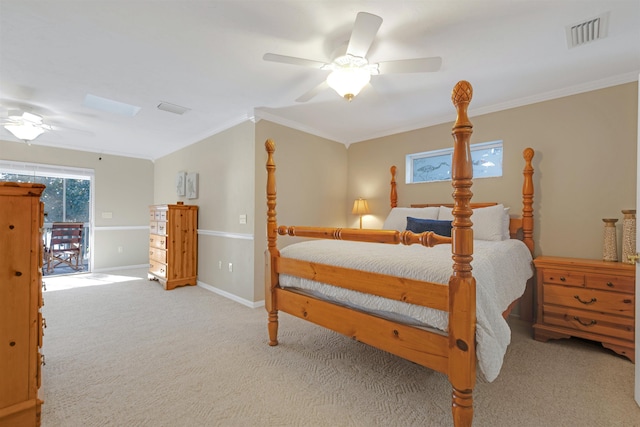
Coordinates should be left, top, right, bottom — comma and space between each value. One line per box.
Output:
268, 311, 279, 346
452, 387, 473, 427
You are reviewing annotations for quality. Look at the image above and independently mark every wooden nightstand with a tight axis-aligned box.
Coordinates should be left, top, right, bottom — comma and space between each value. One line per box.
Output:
533, 256, 635, 362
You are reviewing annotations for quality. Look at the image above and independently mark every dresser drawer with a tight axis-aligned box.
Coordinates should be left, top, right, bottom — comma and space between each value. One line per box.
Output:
543, 284, 634, 316
543, 304, 634, 341
150, 221, 158, 235
542, 269, 584, 287
149, 234, 166, 249
586, 273, 634, 293
157, 222, 167, 235
149, 260, 167, 278
149, 247, 166, 264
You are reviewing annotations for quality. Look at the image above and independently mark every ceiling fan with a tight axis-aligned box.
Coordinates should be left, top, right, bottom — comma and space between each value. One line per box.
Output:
263, 11, 442, 102
0, 110, 54, 142
0, 108, 93, 143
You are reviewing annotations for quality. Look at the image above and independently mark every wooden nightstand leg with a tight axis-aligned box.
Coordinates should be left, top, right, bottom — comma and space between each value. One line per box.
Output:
533, 326, 571, 342
601, 343, 635, 363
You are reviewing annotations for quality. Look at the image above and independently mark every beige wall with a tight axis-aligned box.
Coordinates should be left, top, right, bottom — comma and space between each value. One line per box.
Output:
152, 119, 347, 303
348, 82, 638, 260
0, 140, 154, 269
154, 121, 256, 301
254, 120, 348, 302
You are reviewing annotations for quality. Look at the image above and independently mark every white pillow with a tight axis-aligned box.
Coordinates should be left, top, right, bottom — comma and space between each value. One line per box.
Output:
502, 207, 511, 240
383, 207, 439, 231
438, 204, 509, 241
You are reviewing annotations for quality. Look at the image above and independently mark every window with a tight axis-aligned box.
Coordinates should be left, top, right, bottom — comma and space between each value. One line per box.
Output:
0, 161, 92, 223
0, 160, 93, 270
406, 141, 503, 184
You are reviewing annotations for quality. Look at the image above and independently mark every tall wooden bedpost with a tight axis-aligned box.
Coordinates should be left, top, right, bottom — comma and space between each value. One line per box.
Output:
522, 148, 535, 254
265, 139, 280, 346
390, 165, 398, 208
448, 81, 476, 427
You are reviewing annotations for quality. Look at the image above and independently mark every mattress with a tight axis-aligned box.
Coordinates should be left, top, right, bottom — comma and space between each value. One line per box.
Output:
279, 238, 534, 382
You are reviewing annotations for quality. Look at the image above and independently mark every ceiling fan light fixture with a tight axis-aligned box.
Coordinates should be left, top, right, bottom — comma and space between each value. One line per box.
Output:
326, 67, 371, 101
4, 122, 45, 141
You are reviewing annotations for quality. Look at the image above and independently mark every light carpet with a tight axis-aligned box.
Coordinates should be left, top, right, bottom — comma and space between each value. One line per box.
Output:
40, 269, 639, 426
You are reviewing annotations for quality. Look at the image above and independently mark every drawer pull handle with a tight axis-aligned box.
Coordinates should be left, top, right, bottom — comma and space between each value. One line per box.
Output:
573, 317, 597, 327
574, 295, 597, 305
606, 281, 614, 287
559, 276, 566, 282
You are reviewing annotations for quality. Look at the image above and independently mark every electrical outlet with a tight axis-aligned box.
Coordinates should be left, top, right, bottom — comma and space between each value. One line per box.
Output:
218, 260, 222, 270
117, 246, 123, 253
228, 262, 233, 272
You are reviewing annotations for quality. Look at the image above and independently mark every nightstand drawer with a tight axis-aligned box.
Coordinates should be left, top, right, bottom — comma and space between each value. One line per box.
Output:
542, 269, 584, 287
543, 305, 634, 341
586, 273, 634, 293
543, 284, 634, 316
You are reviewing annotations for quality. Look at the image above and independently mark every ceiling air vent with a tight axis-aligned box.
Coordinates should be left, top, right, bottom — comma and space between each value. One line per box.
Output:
566, 12, 609, 48
157, 102, 191, 115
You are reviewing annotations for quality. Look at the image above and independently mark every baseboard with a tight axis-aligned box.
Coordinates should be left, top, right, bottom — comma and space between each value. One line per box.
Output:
197, 281, 265, 309
93, 264, 150, 273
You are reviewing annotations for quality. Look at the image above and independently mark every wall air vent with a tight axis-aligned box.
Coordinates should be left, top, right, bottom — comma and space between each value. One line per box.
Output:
566, 12, 609, 48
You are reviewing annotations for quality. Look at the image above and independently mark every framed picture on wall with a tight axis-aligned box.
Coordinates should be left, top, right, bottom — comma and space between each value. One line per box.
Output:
175, 171, 186, 196
186, 172, 198, 199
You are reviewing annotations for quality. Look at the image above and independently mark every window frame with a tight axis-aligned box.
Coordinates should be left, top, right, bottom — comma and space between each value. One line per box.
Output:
405, 140, 503, 184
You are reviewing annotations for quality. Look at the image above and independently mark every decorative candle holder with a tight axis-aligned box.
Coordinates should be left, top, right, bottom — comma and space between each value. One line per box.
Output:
621, 210, 636, 264
602, 218, 618, 262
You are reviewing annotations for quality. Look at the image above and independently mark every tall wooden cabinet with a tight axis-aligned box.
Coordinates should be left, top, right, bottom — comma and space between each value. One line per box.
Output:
0, 183, 46, 427
148, 202, 198, 290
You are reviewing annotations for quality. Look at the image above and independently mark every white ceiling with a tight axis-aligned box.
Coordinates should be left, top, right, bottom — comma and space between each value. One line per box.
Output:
1, 1, 639, 161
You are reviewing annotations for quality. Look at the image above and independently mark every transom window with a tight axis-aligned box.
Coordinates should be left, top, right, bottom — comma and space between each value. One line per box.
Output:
406, 141, 503, 184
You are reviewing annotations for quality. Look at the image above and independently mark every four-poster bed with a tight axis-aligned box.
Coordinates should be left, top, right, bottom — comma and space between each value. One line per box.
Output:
264, 80, 535, 426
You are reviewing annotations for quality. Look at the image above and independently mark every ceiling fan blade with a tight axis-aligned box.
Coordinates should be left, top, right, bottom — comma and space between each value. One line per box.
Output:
377, 57, 442, 74
295, 81, 329, 103
346, 12, 383, 58
263, 53, 327, 69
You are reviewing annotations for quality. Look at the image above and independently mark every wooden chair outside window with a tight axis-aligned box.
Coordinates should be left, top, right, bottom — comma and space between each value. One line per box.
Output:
45, 222, 84, 273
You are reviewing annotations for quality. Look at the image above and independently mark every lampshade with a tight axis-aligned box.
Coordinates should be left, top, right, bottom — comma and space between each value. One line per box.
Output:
352, 198, 370, 215
326, 67, 371, 101
4, 123, 45, 141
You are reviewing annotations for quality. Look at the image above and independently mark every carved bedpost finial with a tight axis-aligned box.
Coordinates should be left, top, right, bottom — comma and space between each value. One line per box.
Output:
265, 139, 275, 154
452, 81, 473, 129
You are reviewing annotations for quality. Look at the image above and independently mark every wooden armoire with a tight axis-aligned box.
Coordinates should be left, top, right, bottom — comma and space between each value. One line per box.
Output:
0, 182, 46, 427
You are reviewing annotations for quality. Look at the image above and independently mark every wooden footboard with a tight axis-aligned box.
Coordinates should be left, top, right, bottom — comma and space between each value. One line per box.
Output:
265, 81, 517, 427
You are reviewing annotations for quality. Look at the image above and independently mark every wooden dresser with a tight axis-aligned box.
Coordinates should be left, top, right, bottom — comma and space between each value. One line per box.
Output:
533, 256, 635, 362
148, 202, 198, 290
0, 182, 46, 426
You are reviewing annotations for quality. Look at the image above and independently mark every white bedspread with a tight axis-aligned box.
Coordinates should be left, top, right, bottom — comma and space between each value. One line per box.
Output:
279, 239, 533, 382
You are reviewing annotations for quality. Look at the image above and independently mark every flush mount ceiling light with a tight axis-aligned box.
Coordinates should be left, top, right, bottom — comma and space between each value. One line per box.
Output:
3, 111, 51, 142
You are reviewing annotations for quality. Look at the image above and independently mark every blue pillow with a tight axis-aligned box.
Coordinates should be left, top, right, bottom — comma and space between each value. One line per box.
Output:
406, 217, 452, 237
